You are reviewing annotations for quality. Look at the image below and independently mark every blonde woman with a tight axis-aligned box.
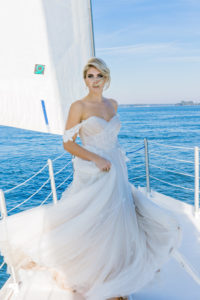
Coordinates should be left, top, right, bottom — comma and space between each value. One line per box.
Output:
0, 57, 182, 300
61, 57, 182, 299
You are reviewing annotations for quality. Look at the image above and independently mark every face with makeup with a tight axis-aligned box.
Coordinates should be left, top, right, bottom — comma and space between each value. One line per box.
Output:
85, 67, 106, 92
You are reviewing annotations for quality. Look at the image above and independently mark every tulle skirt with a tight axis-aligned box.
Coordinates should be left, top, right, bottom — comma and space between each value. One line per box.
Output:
0, 146, 182, 299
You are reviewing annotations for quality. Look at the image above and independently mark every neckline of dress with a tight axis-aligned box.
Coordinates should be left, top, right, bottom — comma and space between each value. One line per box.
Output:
81, 113, 119, 124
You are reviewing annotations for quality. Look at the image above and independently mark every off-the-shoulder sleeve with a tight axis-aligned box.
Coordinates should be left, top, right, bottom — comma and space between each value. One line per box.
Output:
63, 122, 83, 143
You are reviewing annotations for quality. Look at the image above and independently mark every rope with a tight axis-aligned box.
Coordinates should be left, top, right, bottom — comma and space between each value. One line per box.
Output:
56, 172, 73, 189
125, 141, 144, 151
54, 161, 72, 176
149, 163, 195, 178
129, 175, 145, 180
52, 153, 66, 162
127, 145, 145, 155
124, 144, 143, 155
4, 164, 48, 194
40, 192, 53, 206
7, 178, 50, 213
0, 261, 5, 270
130, 141, 144, 147
128, 163, 145, 170
150, 141, 194, 150
150, 175, 194, 191
149, 151, 194, 164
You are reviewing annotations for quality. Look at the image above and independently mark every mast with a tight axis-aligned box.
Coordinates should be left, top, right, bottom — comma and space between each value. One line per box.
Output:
88, 0, 96, 57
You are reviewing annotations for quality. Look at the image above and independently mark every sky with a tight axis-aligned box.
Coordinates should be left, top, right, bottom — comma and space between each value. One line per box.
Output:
92, 0, 200, 104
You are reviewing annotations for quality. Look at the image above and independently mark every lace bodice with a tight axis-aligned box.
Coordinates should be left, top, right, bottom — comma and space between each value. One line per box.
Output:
63, 114, 121, 151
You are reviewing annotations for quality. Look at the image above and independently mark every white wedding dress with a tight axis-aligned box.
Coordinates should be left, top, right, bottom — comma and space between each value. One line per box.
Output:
0, 113, 182, 299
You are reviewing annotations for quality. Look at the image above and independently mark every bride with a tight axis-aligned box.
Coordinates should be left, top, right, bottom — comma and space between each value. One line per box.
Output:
0, 57, 182, 300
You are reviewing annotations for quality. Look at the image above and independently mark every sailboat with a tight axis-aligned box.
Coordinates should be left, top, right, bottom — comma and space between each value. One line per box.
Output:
0, 0, 200, 299
0, 0, 95, 135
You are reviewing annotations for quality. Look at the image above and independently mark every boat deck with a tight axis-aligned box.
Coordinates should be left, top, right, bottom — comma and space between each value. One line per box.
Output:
0, 190, 200, 300
133, 189, 200, 300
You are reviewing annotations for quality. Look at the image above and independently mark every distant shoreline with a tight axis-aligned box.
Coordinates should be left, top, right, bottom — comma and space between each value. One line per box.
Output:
119, 103, 200, 107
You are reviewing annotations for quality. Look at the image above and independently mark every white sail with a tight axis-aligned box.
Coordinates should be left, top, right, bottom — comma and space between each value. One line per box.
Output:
0, 0, 94, 134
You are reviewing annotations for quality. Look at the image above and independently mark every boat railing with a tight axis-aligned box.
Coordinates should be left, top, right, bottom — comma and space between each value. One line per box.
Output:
126, 142, 146, 182
0, 140, 199, 290
149, 140, 199, 216
0, 155, 73, 217
0, 152, 74, 289
2, 139, 198, 219
126, 139, 199, 216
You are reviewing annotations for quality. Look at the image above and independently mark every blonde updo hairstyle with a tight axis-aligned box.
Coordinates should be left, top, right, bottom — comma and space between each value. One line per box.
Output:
83, 57, 111, 90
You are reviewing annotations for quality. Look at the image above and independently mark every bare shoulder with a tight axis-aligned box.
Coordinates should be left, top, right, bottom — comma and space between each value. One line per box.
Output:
65, 100, 84, 130
69, 99, 84, 113
108, 98, 118, 113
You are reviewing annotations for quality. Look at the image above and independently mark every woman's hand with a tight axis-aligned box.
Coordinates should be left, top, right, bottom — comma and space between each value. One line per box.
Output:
94, 156, 111, 172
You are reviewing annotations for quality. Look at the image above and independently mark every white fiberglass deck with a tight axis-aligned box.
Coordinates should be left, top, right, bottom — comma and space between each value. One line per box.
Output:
133, 189, 200, 300
0, 190, 199, 300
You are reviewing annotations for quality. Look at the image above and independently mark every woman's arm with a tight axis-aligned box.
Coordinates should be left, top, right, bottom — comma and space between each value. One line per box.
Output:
63, 101, 111, 171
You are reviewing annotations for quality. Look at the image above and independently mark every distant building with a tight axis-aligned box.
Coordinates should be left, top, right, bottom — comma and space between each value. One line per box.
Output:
176, 100, 200, 106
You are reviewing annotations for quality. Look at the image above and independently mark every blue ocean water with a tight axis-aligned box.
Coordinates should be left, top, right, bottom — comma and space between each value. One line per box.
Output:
0, 104, 200, 286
